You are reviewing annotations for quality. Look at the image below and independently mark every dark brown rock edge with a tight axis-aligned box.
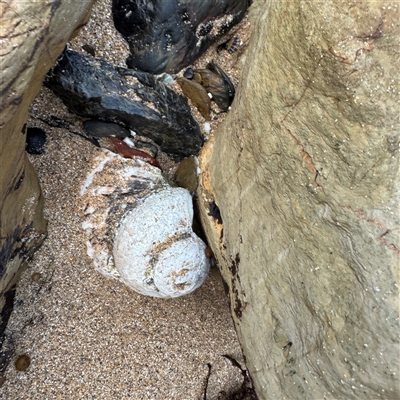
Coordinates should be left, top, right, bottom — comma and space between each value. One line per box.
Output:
0, 0, 96, 371
198, 1, 400, 399
45, 49, 204, 161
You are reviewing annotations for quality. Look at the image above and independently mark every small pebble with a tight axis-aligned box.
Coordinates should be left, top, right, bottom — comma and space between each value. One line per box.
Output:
183, 68, 194, 79
177, 77, 211, 121
26, 127, 46, 154
15, 355, 31, 371
205, 246, 214, 258
31, 272, 42, 282
83, 120, 131, 138
82, 44, 96, 57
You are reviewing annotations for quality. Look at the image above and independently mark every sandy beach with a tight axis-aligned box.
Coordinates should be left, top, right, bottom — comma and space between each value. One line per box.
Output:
0, 1, 252, 399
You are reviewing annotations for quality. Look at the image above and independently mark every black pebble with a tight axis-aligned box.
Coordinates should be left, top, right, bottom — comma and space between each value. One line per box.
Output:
82, 44, 96, 57
183, 68, 194, 80
83, 120, 131, 138
26, 127, 46, 154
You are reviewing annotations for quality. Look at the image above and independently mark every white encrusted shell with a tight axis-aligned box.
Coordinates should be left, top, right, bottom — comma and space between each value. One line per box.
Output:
80, 148, 210, 298
113, 187, 210, 298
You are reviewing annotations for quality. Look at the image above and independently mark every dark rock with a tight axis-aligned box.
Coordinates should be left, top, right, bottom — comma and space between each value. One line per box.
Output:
45, 49, 203, 160
112, 0, 249, 74
177, 77, 211, 121
26, 127, 46, 155
0, 286, 15, 382
83, 120, 131, 138
194, 63, 235, 111
82, 44, 96, 57
207, 201, 223, 224
0, 286, 16, 353
183, 68, 194, 80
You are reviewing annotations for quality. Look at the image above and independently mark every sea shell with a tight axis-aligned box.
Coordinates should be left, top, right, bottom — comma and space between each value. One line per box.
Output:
80, 148, 210, 298
113, 187, 210, 298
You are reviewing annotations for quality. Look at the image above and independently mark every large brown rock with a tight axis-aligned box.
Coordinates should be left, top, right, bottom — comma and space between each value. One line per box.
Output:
198, 1, 399, 399
0, 1, 95, 336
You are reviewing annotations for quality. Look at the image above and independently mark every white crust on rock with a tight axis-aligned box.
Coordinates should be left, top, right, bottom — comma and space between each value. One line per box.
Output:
81, 148, 209, 297
113, 187, 210, 298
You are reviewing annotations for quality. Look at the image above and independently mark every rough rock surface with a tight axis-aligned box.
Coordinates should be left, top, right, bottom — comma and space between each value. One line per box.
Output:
192, 63, 236, 112
113, 187, 210, 298
112, 0, 249, 73
198, 1, 400, 399
80, 149, 210, 298
177, 77, 211, 121
0, 0, 95, 344
45, 49, 203, 160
